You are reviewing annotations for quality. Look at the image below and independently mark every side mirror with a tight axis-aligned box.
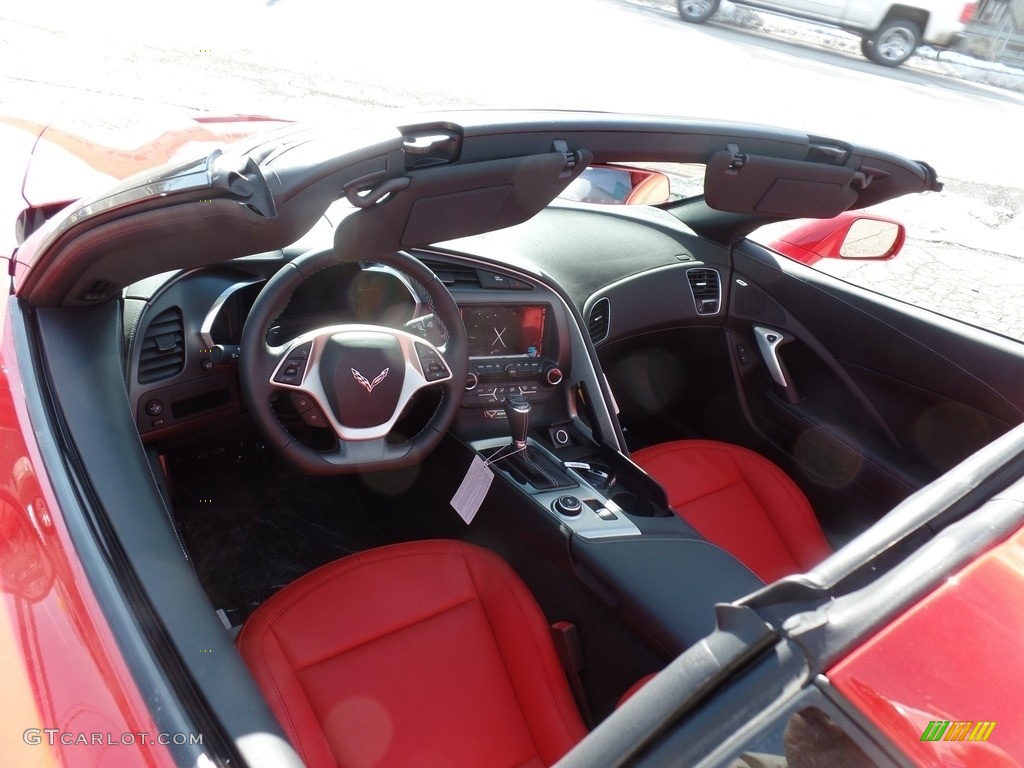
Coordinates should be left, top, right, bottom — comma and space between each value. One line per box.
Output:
559, 164, 672, 206
767, 211, 906, 265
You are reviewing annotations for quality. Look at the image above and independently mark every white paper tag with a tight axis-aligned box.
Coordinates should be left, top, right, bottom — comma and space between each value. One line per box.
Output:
451, 454, 494, 525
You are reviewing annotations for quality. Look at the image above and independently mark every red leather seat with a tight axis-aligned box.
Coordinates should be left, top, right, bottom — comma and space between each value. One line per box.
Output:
237, 540, 587, 768
631, 440, 831, 583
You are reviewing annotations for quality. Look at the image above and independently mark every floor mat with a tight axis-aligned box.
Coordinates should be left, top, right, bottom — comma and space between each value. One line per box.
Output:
170, 446, 390, 624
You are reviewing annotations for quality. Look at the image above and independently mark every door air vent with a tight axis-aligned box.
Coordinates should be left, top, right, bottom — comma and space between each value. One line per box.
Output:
588, 297, 611, 344
138, 307, 185, 384
686, 268, 721, 316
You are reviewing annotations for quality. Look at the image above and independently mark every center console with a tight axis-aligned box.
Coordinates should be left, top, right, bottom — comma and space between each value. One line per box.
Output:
428, 251, 764, 654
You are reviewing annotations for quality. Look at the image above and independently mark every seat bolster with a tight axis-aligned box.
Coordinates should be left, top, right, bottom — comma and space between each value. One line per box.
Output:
734, 452, 831, 570
465, 552, 589, 763
239, 622, 337, 768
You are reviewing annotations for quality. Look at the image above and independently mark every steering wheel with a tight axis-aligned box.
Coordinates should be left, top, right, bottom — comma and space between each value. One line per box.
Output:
240, 247, 468, 475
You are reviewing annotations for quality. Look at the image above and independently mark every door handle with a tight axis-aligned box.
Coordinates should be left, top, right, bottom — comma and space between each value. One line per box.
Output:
754, 326, 792, 389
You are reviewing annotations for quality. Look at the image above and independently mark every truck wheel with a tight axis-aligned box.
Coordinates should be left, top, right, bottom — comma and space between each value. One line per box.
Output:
677, 0, 720, 23
860, 37, 875, 57
865, 19, 921, 66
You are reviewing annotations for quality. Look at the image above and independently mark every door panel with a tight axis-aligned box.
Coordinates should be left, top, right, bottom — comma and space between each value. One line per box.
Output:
727, 243, 1024, 535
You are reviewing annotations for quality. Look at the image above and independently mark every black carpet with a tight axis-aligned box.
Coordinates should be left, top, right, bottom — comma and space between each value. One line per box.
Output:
170, 445, 390, 624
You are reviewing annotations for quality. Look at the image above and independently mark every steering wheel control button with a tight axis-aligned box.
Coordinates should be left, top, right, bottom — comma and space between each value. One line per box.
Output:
275, 342, 314, 385
553, 495, 583, 518
301, 407, 327, 427
290, 392, 314, 413
415, 343, 451, 382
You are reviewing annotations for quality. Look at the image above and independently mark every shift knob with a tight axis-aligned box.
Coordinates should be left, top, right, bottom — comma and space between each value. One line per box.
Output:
504, 393, 531, 447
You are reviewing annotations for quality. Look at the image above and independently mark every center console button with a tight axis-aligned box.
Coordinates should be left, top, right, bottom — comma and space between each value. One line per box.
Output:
553, 495, 583, 518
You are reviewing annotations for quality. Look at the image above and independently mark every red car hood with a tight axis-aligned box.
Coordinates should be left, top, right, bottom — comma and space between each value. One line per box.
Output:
0, 107, 291, 256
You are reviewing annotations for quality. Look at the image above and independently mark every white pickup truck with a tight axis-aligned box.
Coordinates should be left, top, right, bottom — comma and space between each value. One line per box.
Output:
676, 0, 976, 66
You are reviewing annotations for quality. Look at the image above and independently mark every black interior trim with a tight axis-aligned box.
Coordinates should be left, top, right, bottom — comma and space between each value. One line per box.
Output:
569, 536, 766, 654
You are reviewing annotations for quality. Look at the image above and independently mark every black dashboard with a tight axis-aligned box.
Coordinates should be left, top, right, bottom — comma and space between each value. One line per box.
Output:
123, 202, 730, 447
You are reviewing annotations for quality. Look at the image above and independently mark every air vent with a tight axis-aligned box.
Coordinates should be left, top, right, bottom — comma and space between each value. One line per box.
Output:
419, 259, 531, 291
686, 269, 721, 316
138, 307, 185, 384
426, 262, 482, 288
588, 297, 611, 344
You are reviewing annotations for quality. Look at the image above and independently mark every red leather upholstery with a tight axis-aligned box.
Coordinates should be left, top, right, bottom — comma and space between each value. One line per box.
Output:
631, 440, 831, 583
237, 540, 587, 768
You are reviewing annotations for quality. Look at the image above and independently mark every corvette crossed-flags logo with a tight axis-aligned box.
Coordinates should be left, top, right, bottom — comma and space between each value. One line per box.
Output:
351, 368, 389, 394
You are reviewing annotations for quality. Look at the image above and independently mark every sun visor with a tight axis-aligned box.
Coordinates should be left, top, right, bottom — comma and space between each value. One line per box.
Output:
334, 149, 591, 259
704, 150, 862, 218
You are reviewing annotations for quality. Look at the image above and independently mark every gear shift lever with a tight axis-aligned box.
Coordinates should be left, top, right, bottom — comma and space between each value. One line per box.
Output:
504, 392, 531, 448
495, 392, 572, 491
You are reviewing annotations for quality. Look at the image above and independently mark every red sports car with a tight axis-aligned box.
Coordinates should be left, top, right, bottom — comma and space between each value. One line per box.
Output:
2, 109, 1022, 768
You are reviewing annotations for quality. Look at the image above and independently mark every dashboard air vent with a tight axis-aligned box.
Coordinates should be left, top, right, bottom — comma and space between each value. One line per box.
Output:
686, 268, 721, 316
588, 297, 611, 344
421, 260, 482, 288
138, 307, 185, 384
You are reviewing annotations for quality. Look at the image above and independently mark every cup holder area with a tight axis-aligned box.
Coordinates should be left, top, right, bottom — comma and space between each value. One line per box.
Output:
611, 491, 667, 518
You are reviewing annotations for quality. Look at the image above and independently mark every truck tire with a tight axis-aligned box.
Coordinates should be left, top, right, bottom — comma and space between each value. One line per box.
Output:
677, 0, 721, 23
864, 18, 921, 66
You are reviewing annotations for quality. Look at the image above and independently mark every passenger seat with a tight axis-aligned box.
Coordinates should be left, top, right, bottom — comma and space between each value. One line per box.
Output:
631, 440, 832, 582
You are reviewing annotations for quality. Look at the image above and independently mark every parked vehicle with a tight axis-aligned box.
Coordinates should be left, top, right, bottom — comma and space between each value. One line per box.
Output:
3, 108, 1024, 767
677, 0, 976, 66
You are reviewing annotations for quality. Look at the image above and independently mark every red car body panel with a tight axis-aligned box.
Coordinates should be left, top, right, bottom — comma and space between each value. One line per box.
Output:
0, 273, 176, 767
829, 527, 1024, 766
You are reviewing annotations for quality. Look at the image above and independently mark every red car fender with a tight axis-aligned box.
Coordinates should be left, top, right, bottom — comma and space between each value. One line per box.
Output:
0, 278, 177, 767
828, 526, 1024, 765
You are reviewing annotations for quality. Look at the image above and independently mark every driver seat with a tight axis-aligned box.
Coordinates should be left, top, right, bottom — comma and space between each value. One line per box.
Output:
237, 540, 587, 768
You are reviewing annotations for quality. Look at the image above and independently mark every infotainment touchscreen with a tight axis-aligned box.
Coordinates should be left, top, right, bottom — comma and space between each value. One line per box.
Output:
461, 305, 547, 357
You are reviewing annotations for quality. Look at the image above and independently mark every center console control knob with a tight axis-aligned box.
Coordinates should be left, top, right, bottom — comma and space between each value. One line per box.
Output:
544, 364, 564, 386
465, 372, 479, 391
552, 495, 582, 517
